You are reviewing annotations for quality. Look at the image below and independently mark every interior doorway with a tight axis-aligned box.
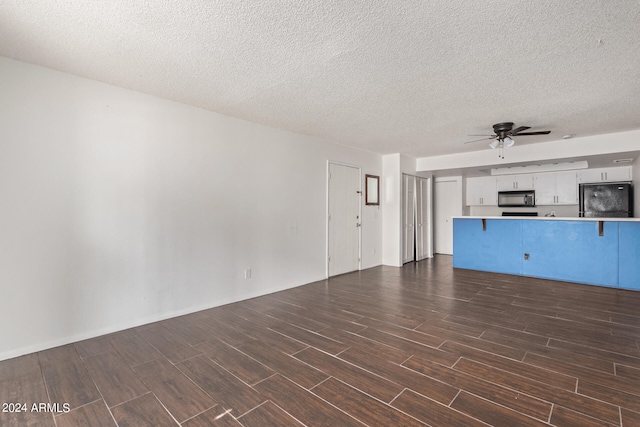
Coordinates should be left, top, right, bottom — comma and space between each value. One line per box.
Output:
327, 162, 361, 276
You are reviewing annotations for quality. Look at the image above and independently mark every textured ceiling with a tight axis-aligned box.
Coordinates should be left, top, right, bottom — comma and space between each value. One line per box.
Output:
1, 1, 640, 158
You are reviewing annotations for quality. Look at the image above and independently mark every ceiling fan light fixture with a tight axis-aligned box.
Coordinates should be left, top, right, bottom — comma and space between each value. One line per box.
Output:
465, 123, 551, 159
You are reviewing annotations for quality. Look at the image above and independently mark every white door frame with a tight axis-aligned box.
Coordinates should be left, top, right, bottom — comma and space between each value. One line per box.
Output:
326, 161, 362, 278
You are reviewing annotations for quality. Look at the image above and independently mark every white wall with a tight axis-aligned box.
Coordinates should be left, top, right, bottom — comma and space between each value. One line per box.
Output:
0, 57, 382, 361
381, 154, 401, 266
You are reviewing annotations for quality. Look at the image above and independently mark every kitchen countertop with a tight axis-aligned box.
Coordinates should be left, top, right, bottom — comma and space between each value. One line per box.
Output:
454, 216, 640, 222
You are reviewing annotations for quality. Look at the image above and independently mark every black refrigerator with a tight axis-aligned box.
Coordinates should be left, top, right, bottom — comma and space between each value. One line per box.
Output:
579, 182, 633, 217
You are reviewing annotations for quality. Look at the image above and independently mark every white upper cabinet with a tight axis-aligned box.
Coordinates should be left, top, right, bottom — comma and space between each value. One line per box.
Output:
578, 166, 631, 183
497, 174, 534, 191
533, 173, 556, 205
466, 176, 497, 206
467, 167, 631, 208
534, 171, 578, 205
555, 171, 579, 204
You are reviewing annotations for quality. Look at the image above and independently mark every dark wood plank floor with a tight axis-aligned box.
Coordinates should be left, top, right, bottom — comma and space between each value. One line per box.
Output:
2, 255, 640, 426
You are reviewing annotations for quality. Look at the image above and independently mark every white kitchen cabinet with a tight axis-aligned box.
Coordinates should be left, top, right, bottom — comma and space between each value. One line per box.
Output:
533, 173, 556, 205
555, 171, 578, 204
534, 171, 578, 205
497, 174, 534, 191
466, 176, 497, 206
578, 166, 631, 183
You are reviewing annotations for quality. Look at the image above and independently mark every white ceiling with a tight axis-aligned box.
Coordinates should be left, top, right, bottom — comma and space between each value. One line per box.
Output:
1, 1, 640, 159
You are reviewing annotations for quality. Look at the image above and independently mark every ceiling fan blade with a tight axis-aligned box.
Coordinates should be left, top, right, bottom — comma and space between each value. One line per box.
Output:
463, 136, 496, 144
513, 131, 551, 136
510, 126, 530, 134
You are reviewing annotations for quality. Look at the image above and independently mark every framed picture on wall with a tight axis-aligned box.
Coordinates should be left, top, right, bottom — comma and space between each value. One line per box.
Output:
365, 174, 380, 205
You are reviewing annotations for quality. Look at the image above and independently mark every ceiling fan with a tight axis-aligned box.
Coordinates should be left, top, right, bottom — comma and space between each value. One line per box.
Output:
465, 122, 551, 158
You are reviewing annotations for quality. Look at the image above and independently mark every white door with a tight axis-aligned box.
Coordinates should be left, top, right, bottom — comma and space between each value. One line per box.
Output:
435, 180, 458, 255
328, 163, 361, 276
402, 174, 416, 263
415, 176, 434, 260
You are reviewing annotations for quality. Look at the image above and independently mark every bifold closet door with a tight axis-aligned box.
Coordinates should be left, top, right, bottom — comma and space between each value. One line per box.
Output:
402, 174, 416, 264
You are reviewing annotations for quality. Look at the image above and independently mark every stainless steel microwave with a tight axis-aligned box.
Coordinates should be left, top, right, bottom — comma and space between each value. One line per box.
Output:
498, 190, 535, 207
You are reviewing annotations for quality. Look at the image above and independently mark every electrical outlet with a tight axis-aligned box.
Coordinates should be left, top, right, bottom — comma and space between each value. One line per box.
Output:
244, 269, 252, 279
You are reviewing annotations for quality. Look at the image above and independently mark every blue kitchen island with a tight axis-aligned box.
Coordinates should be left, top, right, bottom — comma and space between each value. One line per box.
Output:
453, 217, 640, 290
